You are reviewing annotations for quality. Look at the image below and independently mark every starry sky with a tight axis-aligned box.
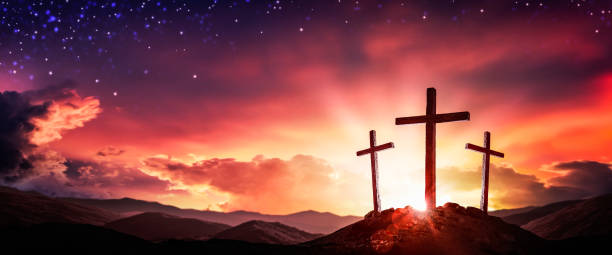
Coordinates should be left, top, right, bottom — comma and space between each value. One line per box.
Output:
1, 0, 612, 216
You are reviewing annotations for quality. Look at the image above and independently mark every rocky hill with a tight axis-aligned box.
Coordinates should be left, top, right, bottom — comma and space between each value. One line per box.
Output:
306, 203, 545, 255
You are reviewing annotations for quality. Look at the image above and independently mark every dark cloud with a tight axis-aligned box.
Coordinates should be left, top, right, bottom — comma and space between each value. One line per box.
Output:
549, 161, 612, 196
439, 160, 612, 208
22, 81, 78, 103
454, 55, 608, 104
0, 82, 97, 183
62, 159, 170, 194
0, 91, 49, 182
96, 146, 125, 157
12, 157, 172, 199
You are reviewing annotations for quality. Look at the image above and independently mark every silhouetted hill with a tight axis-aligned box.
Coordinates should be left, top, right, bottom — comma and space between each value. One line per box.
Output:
62, 197, 359, 234
212, 220, 322, 244
306, 203, 545, 255
0, 186, 119, 226
489, 206, 536, 218
500, 199, 583, 226
104, 212, 230, 241
60, 197, 181, 216
522, 194, 612, 240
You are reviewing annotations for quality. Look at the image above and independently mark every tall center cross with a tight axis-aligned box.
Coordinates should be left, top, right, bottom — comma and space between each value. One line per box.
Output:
395, 87, 470, 211
465, 131, 504, 215
356, 130, 394, 213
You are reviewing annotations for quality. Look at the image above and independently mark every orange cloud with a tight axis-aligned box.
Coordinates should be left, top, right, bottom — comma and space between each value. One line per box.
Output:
140, 154, 369, 214
30, 89, 101, 145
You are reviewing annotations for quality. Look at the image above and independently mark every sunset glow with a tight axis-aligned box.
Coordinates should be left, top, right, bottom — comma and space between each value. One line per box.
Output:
1, 0, 611, 217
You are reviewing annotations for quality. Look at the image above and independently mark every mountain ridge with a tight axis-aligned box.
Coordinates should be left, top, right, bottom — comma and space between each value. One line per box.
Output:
500, 199, 584, 226
104, 212, 231, 241
212, 220, 323, 244
0, 186, 119, 226
61, 196, 360, 234
521, 194, 612, 240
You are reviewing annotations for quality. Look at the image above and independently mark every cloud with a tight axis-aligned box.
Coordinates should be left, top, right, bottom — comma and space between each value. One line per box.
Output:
27, 83, 102, 145
140, 154, 369, 214
0, 82, 101, 183
548, 161, 612, 196
0, 91, 49, 182
57, 158, 172, 198
11, 157, 172, 199
96, 146, 125, 157
438, 160, 612, 209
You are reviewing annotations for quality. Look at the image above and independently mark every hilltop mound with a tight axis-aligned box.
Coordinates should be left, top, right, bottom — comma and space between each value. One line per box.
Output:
307, 203, 545, 255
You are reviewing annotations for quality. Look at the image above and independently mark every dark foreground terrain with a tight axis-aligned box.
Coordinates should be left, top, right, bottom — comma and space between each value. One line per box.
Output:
2, 186, 611, 254
1, 205, 610, 255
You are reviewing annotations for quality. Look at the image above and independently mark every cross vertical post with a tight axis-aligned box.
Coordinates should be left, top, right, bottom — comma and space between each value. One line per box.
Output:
356, 130, 394, 213
425, 88, 436, 211
465, 131, 504, 215
481, 131, 491, 214
395, 87, 470, 211
369, 130, 381, 212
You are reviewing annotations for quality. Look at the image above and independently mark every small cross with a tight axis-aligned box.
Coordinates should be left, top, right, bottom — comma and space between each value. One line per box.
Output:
395, 87, 470, 210
356, 130, 394, 213
465, 131, 504, 215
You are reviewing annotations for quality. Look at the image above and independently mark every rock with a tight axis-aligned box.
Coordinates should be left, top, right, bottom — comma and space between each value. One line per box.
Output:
466, 206, 486, 217
443, 202, 462, 209
364, 210, 380, 219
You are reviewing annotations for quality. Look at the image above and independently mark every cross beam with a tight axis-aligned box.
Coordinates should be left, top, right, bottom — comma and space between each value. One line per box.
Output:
395, 87, 470, 211
356, 130, 394, 213
465, 131, 504, 215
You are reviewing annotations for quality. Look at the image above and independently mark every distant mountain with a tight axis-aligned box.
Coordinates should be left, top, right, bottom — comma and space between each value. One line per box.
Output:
61, 197, 360, 234
489, 206, 536, 218
522, 194, 612, 240
500, 200, 583, 226
105, 212, 231, 241
306, 203, 545, 255
212, 220, 323, 245
0, 186, 119, 226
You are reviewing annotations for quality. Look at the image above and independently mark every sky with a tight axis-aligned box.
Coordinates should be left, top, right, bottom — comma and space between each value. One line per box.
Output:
1, 0, 612, 216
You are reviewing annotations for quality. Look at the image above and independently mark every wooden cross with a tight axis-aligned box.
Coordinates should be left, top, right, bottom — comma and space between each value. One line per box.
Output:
356, 130, 394, 213
465, 131, 504, 215
395, 87, 470, 211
